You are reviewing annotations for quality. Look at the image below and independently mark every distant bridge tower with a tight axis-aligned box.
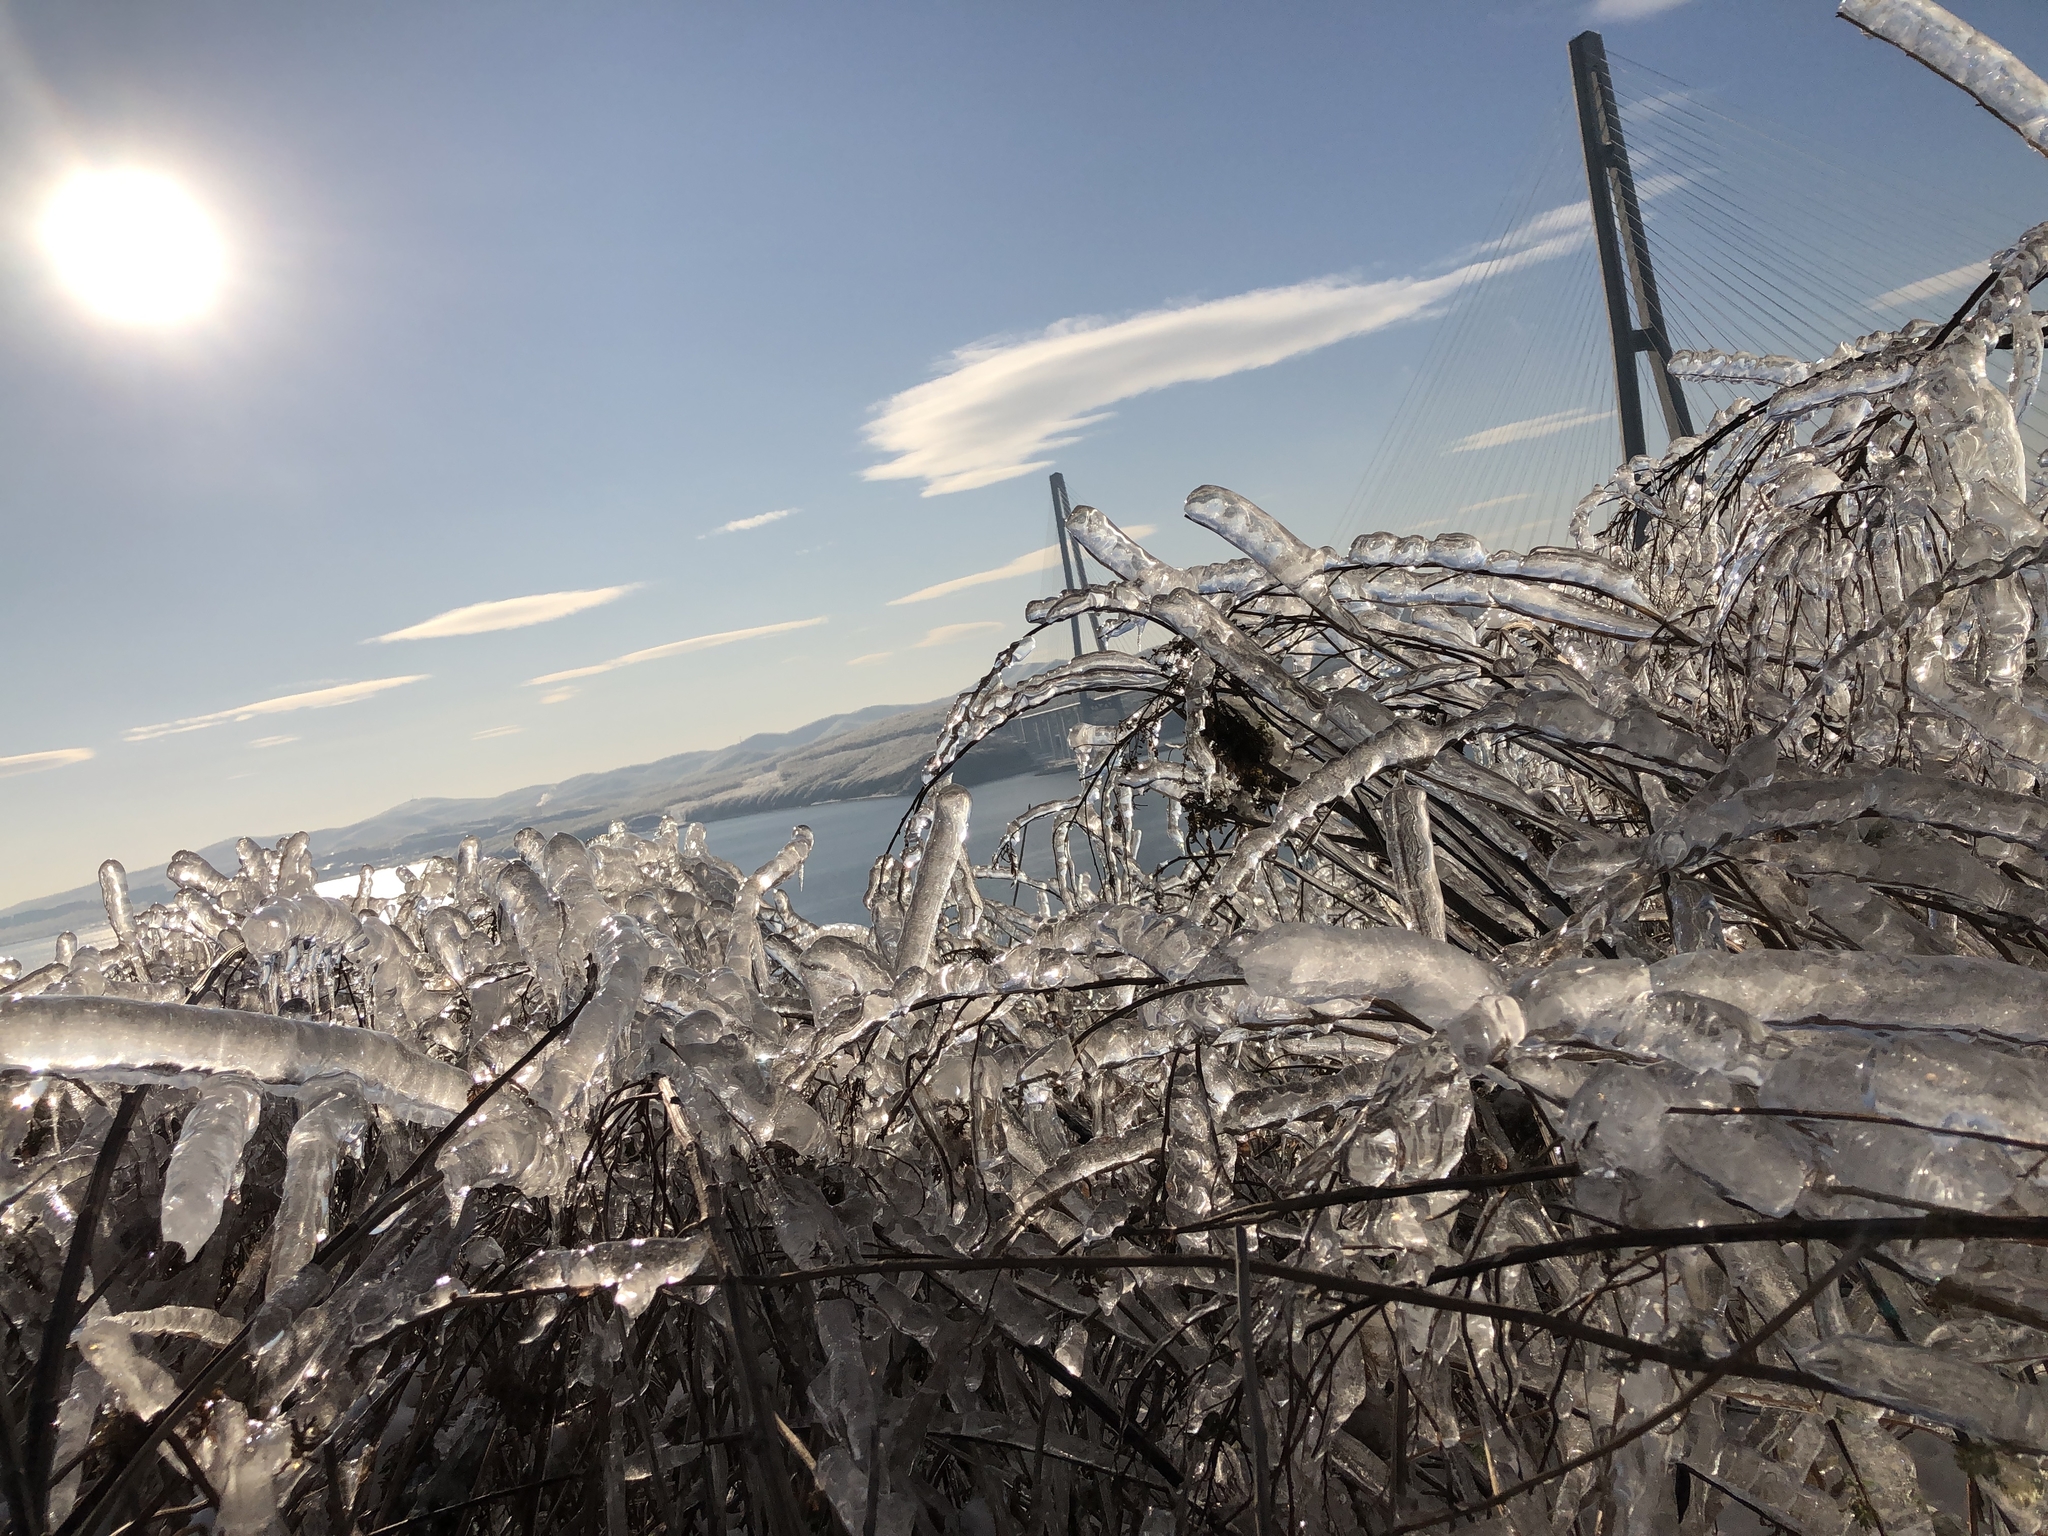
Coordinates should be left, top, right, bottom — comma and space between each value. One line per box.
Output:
1570, 29, 1694, 493
1049, 472, 1106, 658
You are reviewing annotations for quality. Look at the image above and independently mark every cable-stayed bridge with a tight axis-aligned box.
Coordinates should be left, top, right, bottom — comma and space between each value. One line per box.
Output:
1334, 29, 2044, 556
1038, 27, 2046, 656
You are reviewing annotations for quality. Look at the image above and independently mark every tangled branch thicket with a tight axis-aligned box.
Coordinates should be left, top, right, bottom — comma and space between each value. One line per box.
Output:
17, 4, 2048, 1533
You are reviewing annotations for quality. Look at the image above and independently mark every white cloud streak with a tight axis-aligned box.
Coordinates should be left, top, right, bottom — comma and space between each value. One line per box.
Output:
1589, 0, 1690, 18
1437, 179, 1680, 269
915, 621, 1005, 649
893, 546, 1060, 605
473, 725, 523, 739
1455, 492, 1534, 514
1441, 200, 1587, 269
370, 585, 639, 643
127, 676, 427, 743
863, 216, 1589, 497
1447, 406, 1610, 454
706, 509, 794, 536
526, 617, 827, 686
0, 747, 94, 778
1489, 510, 1573, 543
1873, 261, 1989, 311
249, 735, 299, 749
888, 525, 1157, 606
846, 652, 893, 666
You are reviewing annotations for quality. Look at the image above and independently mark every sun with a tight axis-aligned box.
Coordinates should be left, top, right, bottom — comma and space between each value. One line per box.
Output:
38, 168, 228, 328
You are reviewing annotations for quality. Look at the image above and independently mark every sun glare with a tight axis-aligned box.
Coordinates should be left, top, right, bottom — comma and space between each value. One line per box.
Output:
38, 168, 227, 327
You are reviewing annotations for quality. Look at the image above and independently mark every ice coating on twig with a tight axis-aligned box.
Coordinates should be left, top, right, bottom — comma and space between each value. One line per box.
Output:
75, 1317, 177, 1422
893, 783, 970, 975
493, 1234, 715, 1319
1235, 923, 1502, 1027
532, 924, 655, 1121
1668, 348, 1815, 385
1841, 0, 2048, 159
96, 860, 135, 953
1799, 1333, 2048, 1451
206, 1398, 292, 1536
0, 996, 469, 1121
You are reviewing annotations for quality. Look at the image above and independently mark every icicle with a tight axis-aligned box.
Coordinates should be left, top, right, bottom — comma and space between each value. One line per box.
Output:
160, 1075, 264, 1256
268, 1078, 366, 1294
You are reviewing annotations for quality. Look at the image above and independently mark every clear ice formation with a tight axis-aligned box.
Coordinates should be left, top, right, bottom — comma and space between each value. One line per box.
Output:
11, 1, 2048, 1530
157, 1074, 262, 1257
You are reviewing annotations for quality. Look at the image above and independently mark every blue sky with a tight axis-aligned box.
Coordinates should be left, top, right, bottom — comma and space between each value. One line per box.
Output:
3, 0, 2048, 907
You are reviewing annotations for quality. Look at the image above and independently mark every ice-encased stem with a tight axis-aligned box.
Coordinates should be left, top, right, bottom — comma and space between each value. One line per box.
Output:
1799, 1333, 2048, 1452
209, 1397, 292, 1536
1664, 950, 2048, 1038
160, 1075, 264, 1256
104, 1307, 242, 1347
1234, 923, 1504, 1030
532, 928, 655, 1120
496, 861, 566, 1019
0, 996, 471, 1123
728, 825, 816, 987
98, 859, 136, 952
1840, 0, 2048, 160
895, 786, 970, 976
1192, 711, 1511, 922
1386, 781, 1447, 942
47, 1360, 102, 1523
77, 1316, 176, 1421
493, 1234, 714, 1319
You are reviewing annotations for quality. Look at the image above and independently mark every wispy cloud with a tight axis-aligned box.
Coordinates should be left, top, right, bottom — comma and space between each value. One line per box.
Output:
1447, 407, 1609, 455
540, 689, 576, 705
1589, 0, 1690, 18
1873, 261, 1989, 311
0, 747, 93, 778
1490, 510, 1573, 543
1441, 181, 1668, 272
894, 546, 1061, 605
704, 509, 794, 537
370, 585, 639, 643
1441, 200, 1586, 269
1455, 492, 1534, 515
863, 218, 1588, 497
847, 652, 893, 666
888, 525, 1157, 606
915, 621, 1005, 649
473, 725, 523, 739
249, 735, 299, 749
527, 617, 827, 686
127, 676, 427, 743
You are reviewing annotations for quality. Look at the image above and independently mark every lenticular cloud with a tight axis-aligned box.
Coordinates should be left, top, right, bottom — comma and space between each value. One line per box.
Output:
864, 276, 1462, 496
123, 675, 428, 741
370, 585, 640, 642
860, 202, 1594, 498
